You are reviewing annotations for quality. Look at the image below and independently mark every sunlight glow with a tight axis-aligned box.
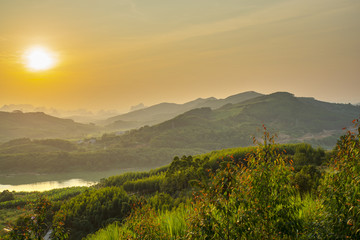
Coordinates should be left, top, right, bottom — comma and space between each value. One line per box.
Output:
23, 46, 57, 71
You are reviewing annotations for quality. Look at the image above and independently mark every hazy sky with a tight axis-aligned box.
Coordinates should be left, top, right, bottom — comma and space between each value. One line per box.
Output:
1, 0, 359, 112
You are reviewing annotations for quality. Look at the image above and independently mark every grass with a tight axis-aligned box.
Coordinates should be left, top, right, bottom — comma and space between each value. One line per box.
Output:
157, 205, 189, 239
0, 208, 24, 237
85, 205, 190, 239
298, 194, 328, 239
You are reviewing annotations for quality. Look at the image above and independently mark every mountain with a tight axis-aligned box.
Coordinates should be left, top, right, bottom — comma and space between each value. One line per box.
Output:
0, 111, 98, 142
1, 92, 358, 174
0, 104, 121, 124
101, 91, 263, 129
103, 92, 360, 150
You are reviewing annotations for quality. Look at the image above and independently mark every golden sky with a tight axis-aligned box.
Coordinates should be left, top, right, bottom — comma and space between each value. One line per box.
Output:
1, 0, 360, 111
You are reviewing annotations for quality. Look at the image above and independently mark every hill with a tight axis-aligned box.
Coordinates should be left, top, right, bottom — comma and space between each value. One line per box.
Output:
102, 91, 263, 129
0, 92, 358, 175
101, 92, 360, 150
0, 111, 98, 142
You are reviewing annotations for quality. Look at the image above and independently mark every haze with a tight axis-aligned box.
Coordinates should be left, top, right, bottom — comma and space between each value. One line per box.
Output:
1, 0, 359, 111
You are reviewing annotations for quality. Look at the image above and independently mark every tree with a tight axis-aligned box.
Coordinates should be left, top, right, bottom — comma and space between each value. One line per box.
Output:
187, 127, 302, 239
322, 119, 360, 238
0, 190, 15, 202
6, 195, 53, 240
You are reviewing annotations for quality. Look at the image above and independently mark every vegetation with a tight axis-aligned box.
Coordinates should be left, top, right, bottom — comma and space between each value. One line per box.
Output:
186, 129, 301, 239
0, 92, 358, 175
52, 187, 131, 240
99, 92, 359, 151
102, 91, 262, 127
84, 120, 359, 239
321, 119, 360, 238
0, 111, 98, 142
0, 144, 202, 174
0, 187, 87, 238
2, 118, 360, 239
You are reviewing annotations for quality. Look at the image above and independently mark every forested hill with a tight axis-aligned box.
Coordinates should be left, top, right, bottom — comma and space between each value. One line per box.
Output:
101, 91, 263, 129
0, 111, 98, 142
102, 92, 360, 150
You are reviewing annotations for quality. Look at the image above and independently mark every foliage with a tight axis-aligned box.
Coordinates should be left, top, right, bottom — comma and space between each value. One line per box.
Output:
52, 187, 131, 240
293, 165, 321, 198
5, 195, 53, 240
0, 187, 87, 210
298, 194, 328, 239
187, 127, 302, 239
321, 119, 360, 238
149, 192, 175, 211
0, 146, 200, 174
120, 203, 169, 239
4, 120, 360, 239
0, 190, 15, 203
83, 222, 124, 240
293, 143, 325, 166
85, 202, 189, 240
99, 171, 153, 188
123, 174, 164, 194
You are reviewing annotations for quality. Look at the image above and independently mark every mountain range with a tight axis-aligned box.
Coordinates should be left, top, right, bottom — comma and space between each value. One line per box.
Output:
0, 91, 359, 174
0, 91, 359, 150
102, 91, 263, 129
101, 92, 360, 150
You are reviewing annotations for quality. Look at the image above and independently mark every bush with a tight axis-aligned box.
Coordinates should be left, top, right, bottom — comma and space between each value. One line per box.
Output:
53, 187, 131, 240
0, 190, 14, 203
321, 119, 360, 238
187, 127, 302, 239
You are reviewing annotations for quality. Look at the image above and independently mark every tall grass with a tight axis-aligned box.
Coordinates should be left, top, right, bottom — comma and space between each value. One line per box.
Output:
298, 193, 328, 239
157, 205, 189, 239
84, 205, 190, 239
84, 222, 122, 240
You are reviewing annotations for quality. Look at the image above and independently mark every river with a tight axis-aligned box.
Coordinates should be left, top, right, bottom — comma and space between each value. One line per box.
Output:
0, 179, 96, 192
0, 168, 149, 192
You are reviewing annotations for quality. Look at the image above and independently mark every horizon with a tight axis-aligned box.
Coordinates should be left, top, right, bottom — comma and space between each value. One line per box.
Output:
1, 0, 360, 111
1, 90, 359, 115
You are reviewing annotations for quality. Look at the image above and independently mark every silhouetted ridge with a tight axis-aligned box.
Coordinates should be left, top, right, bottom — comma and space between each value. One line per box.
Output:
0, 111, 98, 141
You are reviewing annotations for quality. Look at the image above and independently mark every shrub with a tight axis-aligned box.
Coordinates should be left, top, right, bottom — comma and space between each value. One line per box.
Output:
321, 119, 360, 238
187, 127, 302, 239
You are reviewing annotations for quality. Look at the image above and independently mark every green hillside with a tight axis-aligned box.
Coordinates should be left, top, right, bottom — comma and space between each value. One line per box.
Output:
101, 92, 360, 150
0, 111, 98, 142
0, 92, 357, 175
4, 124, 360, 239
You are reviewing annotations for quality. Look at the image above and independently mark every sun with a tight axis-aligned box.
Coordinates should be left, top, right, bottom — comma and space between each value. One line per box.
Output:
23, 46, 57, 71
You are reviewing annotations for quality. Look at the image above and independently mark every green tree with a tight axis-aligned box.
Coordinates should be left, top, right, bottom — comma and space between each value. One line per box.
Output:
53, 187, 131, 240
120, 203, 169, 240
188, 127, 302, 239
322, 119, 360, 238
0, 190, 15, 202
6, 195, 53, 240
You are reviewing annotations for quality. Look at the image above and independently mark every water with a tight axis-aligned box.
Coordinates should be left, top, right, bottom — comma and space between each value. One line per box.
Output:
0, 179, 96, 192
0, 168, 150, 192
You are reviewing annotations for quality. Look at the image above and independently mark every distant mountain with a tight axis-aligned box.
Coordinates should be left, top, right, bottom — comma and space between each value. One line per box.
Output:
0, 104, 120, 124
130, 103, 146, 112
2, 92, 359, 174
103, 92, 360, 150
0, 111, 98, 142
101, 91, 263, 129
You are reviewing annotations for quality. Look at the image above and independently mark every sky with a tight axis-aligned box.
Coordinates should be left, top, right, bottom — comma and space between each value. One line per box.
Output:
1, 0, 360, 112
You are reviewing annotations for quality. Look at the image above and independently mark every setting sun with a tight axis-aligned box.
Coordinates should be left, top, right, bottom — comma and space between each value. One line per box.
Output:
23, 46, 57, 71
